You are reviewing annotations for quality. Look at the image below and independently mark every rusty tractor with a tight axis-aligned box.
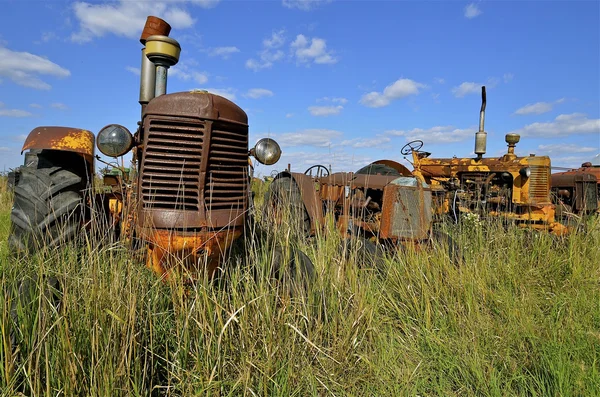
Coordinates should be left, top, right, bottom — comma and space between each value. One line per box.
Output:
551, 161, 599, 218
9, 16, 313, 283
407, 86, 569, 235
265, 158, 460, 264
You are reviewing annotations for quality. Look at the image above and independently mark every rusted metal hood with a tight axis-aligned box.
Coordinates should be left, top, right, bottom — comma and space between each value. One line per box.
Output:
145, 91, 248, 125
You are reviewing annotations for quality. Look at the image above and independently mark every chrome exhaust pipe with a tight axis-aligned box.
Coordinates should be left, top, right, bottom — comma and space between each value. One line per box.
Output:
474, 86, 487, 160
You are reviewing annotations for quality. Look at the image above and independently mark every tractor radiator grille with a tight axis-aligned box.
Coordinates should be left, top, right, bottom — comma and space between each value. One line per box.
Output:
529, 165, 550, 204
205, 122, 249, 212
141, 118, 204, 211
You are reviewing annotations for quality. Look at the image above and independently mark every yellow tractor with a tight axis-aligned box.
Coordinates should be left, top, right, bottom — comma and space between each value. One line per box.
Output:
9, 16, 312, 282
407, 86, 568, 235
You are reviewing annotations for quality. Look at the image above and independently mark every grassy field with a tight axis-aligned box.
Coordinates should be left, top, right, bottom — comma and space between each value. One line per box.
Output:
0, 175, 599, 396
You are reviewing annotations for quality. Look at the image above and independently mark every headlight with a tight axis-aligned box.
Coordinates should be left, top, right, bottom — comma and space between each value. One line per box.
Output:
519, 166, 531, 178
252, 138, 281, 165
97, 124, 133, 157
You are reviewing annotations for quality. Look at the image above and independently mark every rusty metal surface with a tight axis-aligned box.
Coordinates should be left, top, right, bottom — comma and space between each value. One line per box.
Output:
319, 172, 354, 186
372, 159, 412, 176
139, 92, 249, 230
142, 227, 242, 280
551, 171, 597, 187
551, 170, 598, 213
145, 91, 248, 125
140, 16, 171, 44
380, 184, 432, 240
22, 126, 95, 159
351, 174, 400, 190
289, 172, 324, 233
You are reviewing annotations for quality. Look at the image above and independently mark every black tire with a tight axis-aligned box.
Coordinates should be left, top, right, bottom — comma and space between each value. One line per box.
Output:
431, 230, 462, 265
341, 237, 385, 270
8, 150, 89, 255
270, 245, 315, 294
264, 176, 311, 237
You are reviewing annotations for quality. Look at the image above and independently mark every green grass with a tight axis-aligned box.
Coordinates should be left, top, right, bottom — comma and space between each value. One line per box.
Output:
0, 175, 599, 396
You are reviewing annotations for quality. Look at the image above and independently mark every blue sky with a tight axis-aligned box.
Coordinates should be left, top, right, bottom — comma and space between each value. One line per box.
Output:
0, 0, 598, 176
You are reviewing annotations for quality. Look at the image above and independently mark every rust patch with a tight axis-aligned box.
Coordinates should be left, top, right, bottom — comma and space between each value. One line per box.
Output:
22, 126, 95, 157
289, 172, 324, 234
141, 227, 242, 281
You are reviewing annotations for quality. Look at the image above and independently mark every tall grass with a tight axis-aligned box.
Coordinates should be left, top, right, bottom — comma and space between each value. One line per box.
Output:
0, 175, 598, 396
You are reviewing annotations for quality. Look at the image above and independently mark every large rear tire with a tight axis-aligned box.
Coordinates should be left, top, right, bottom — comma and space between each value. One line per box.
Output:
9, 150, 89, 254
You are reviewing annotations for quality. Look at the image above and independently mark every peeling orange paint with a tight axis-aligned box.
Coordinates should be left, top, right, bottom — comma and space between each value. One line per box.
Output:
22, 126, 95, 157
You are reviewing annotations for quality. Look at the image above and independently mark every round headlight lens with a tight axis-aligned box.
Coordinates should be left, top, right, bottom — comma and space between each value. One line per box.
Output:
519, 166, 531, 178
253, 138, 281, 165
97, 124, 133, 157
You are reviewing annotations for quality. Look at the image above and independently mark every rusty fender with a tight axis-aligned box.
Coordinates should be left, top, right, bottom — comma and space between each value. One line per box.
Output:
22, 126, 96, 166
274, 171, 324, 235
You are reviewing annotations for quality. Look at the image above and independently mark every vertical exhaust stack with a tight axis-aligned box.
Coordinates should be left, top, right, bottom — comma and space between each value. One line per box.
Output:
474, 86, 487, 160
145, 35, 181, 97
139, 16, 171, 116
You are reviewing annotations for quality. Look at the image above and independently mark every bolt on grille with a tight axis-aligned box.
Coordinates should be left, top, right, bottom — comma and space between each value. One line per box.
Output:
141, 118, 204, 211
205, 121, 249, 212
529, 165, 550, 204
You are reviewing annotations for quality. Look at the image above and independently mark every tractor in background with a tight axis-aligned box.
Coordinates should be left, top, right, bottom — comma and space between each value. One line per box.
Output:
265, 159, 460, 264
406, 86, 571, 236
551, 161, 599, 219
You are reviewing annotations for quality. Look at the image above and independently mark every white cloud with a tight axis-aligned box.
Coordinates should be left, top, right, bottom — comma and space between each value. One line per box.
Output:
285, 113, 294, 118
503, 73, 514, 83
340, 135, 391, 149
514, 98, 565, 115
360, 78, 426, 108
464, 3, 482, 19
263, 30, 286, 49
291, 34, 337, 64
282, 0, 332, 11
70, 0, 217, 43
197, 87, 236, 101
244, 88, 274, 99
451, 82, 480, 98
39, 32, 58, 43
452, 78, 498, 98
0, 46, 70, 90
273, 150, 373, 174
169, 62, 209, 84
0, 102, 34, 118
208, 46, 240, 59
0, 147, 10, 152
246, 30, 286, 71
276, 128, 343, 147
316, 97, 347, 104
13, 134, 28, 142
537, 143, 597, 156
509, 113, 600, 138
126, 66, 140, 76
50, 102, 69, 110
29, 103, 42, 109
308, 105, 343, 116
386, 125, 476, 144
434, 77, 445, 84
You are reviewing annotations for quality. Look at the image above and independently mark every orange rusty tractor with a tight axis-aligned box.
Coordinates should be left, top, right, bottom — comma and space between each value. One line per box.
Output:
406, 86, 573, 235
9, 16, 313, 283
551, 161, 599, 219
265, 159, 460, 264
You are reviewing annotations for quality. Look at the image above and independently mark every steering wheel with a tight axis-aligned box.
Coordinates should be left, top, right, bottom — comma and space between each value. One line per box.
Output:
304, 164, 330, 178
400, 140, 424, 155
